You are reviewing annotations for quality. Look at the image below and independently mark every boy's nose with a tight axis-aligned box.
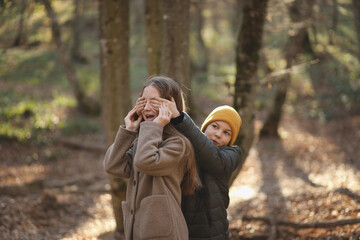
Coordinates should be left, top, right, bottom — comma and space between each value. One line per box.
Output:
214, 130, 221, 138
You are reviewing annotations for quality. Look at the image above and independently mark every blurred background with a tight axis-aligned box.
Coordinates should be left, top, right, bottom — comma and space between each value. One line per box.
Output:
1, 0, 360, 239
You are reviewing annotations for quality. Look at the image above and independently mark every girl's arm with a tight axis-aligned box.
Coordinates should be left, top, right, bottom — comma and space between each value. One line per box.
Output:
134, 121, 185, 176
103, 107, 142, 178
174, 112, 241, 180
103, 126, 137, 178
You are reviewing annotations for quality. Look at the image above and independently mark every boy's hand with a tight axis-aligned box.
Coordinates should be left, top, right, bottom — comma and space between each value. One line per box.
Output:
135, 97, 146, 116
125, 107, 142, 131
154, 103, 171, 127
151, 97, 180, 118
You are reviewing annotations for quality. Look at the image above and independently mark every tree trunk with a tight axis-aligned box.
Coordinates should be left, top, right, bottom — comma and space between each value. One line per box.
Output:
260, 74, 290, 138
328, 0, 338, 45
145, 0, 162, 76
259, 0, 315, 138
161, 0, 192, 111
352, 0, 360, 58
190, 0, 209, 74
39, 0, 100, 115
99, 0, 130, 238
230, 0, 269, 186
13, 0, 27, 47
71, 0, 87, 63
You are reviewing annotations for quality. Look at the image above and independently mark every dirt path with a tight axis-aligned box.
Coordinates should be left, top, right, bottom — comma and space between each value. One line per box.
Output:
228, 115, 360, 239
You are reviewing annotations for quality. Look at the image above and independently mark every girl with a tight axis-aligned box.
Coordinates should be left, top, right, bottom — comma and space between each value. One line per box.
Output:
138, 98, 242, 240
104, 76, 201, 240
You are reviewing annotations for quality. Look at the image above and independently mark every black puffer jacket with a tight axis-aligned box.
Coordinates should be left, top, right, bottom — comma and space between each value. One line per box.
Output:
173, 112, 242, 240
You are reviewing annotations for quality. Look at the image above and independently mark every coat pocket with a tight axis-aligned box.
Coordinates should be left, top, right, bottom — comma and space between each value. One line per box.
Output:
138, 195, 173, 239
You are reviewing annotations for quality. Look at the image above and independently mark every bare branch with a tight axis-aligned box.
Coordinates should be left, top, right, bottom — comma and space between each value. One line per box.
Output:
259, 59, 319, 85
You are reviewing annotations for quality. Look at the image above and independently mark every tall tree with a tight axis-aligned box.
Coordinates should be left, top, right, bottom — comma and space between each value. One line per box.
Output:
145, 0, 163, 76
38, 0, 100, 115
230, 0, 269, 185
190, 0, 209, 74
71, 0, 87, 63
161, 0, 192, 111
99, 0, 130, 239
353, 0, 360, 58
259, 0, 315, 138
13, 0, 27, 47
329, 0, 339, 45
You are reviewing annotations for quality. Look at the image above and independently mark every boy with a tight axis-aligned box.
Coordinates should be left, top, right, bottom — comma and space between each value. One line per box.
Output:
172, 105, 242, 240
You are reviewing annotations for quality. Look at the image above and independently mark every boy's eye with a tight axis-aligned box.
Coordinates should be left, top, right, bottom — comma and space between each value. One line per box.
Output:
224, 131, 231, 136
212, 124, 218, 129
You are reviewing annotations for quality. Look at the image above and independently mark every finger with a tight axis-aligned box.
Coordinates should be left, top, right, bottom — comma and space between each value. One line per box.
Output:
128, 107, 136, 116
125, 107, 136, 122
128, 109, 137, 120
154, 97, 166, 102
154, 97, 172, 105
136, 99, 146, 107
162, 103, 169, 116
163, 103, 169, 114
137, 97, 145, 103
150, 100, 161, 109
135, 114, 143, 123
136, 103, 145, 109
164, 105, 171, 118
151, 98, 162, 105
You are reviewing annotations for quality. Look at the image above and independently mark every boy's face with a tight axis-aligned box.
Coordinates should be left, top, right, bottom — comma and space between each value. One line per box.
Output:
204, 120, 232, 146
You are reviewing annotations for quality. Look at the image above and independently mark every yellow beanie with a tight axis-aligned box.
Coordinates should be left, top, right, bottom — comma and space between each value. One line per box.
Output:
200, 105, 242, 145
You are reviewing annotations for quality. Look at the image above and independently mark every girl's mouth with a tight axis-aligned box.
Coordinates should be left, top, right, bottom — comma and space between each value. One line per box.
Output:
211, 140, 219, 146
145, 114, 155, 121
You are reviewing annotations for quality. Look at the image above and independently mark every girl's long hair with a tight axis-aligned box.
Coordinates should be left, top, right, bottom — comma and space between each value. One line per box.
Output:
141, 76, 201, 195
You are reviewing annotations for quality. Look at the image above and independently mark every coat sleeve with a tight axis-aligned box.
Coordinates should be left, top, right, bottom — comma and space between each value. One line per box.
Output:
134, 121, 185, 176
174, 112, 242, 180
103, 126, 137, 178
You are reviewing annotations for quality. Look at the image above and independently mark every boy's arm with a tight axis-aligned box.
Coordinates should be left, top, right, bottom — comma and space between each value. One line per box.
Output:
173, 112, 241, 179
103, 126, 137, 178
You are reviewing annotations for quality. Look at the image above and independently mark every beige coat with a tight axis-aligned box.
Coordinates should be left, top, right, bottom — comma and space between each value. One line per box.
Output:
104, 121, 188, 240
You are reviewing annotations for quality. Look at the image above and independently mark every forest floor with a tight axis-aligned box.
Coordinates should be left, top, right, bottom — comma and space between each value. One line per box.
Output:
1, 109, 360, 240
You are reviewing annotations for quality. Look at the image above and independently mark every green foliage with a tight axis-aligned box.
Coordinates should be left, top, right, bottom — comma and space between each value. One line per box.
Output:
1, 0, 360, 144
0, 89, 75, 142
59, 114, 100, 136
0, 48, 67, 87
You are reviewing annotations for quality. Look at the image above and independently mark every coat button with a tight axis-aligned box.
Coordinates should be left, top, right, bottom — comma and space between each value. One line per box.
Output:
131, 209, 134, 215
133, 180, 136, 186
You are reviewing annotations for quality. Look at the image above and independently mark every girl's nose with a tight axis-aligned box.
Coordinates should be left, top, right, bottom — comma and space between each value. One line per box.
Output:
144, 101, 151, 110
